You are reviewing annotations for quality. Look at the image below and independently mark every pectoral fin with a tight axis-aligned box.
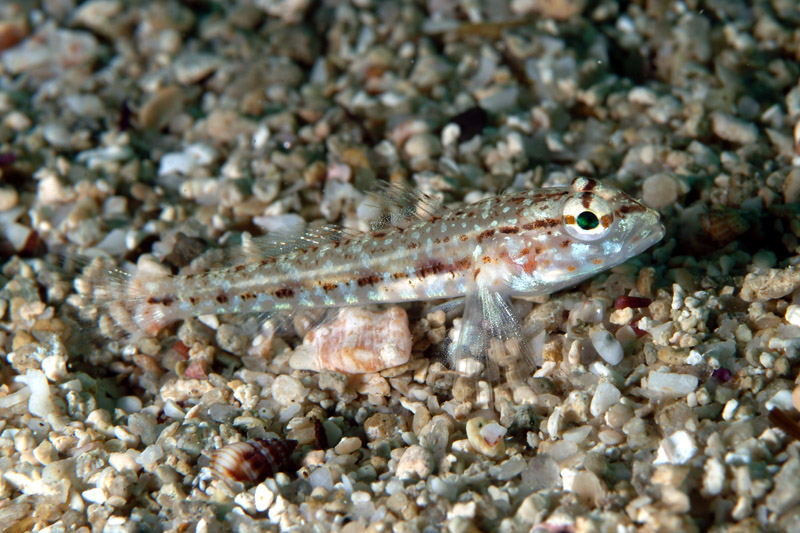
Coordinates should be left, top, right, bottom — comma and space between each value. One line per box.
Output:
448, 285, 535, 385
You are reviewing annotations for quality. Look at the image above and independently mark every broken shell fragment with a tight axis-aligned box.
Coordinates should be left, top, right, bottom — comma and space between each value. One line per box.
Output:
209, 438, 297, 484
466, 416, 506, 457
289, 307, 412, 374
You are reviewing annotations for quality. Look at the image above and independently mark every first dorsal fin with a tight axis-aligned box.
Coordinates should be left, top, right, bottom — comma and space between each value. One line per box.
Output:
368, 180, 451, 230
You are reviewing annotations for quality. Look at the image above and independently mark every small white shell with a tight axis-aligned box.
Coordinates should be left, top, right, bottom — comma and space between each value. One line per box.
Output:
466, 417, 506, 457
290, 307, 412, 374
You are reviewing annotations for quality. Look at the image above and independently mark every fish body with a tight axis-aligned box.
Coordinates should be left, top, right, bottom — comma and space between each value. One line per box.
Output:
85, 177, 664, 381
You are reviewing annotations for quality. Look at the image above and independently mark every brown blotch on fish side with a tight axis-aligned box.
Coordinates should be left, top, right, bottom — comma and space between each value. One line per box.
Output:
534, 246, 543, 254
274, 287, 295, 299
568, 265, 576, 271
320, 282, 337, 292
499, 226, 519, 234
592, 258, 603, 265
147, 296, 174, 306
455, 258, 472, 270
372, 231, 387, 238
523, 218, 560, 230
459, 234, 469, 241
357, 274, 380, 287
601, 214, 613, 228
392, 272, 407, 279
473, 267, 481, 280
477, 229, 496, 242
482, 256, 492, 263
443, 236, 450, 243
241, 292, 256, 300
416, 262, 446, 279
189, 296, 198, 305
560, 239, 571, 248
216, 294, 228, 304
616, 204, 647, 215
407, 242, 419, 249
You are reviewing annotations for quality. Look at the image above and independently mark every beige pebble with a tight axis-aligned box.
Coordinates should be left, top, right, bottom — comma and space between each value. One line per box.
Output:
784, 168, 800, 204
740, 268, 800, 302
334, 436, 362, 455
610, 307, 634, 325
395, 445, 434, 480
138, 86, 185, 130
642, 173, 679, 209
511, 0, 586, 20
598, 428, 625, 445
605, 403, 634, 429
793, 385, 800, 412
32, 440, 58, 465
0, 186, 18, 211
404, 132, 442, 160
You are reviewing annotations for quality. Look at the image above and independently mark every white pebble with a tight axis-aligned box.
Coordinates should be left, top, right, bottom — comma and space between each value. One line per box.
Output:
136, 444, 164, 467
703, 457, 725, 495
108, 450, 142, 473
646, 371, 698, 396
271, 375, 308, 406
82, 487, 109, 505
158, 143, 216, 176
765, 389, 794, 412
722, 399, 739, 421
4, 221, 33, 252
15, 370, 55, 420
309, 467, 333, 490
163, 399, 185, 419
654, 430, 697, 465
591, 330, 623, 365
117, 396, 142, 413
590, 381, 621, 417
785, 305, 800, 327
255, 483, 275, 512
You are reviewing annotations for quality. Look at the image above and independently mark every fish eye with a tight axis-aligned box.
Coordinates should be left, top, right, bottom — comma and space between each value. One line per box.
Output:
563, 194, 613, 241
576, 211, 599, 230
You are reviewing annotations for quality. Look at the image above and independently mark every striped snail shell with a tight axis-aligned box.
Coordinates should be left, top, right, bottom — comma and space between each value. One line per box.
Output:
209, 438, 297, 484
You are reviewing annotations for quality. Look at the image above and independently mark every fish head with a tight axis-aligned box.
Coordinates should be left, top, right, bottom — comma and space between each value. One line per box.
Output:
508, 177, 665, 295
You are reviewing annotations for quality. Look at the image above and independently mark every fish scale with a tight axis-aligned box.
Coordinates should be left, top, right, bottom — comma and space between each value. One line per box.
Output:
83, 177, 664, 383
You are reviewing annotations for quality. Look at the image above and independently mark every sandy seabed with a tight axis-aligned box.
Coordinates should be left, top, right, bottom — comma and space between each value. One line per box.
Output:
1, 0, 800, 532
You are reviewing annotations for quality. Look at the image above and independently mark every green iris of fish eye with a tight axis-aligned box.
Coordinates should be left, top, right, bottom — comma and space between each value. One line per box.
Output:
577, 211, 600, 230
